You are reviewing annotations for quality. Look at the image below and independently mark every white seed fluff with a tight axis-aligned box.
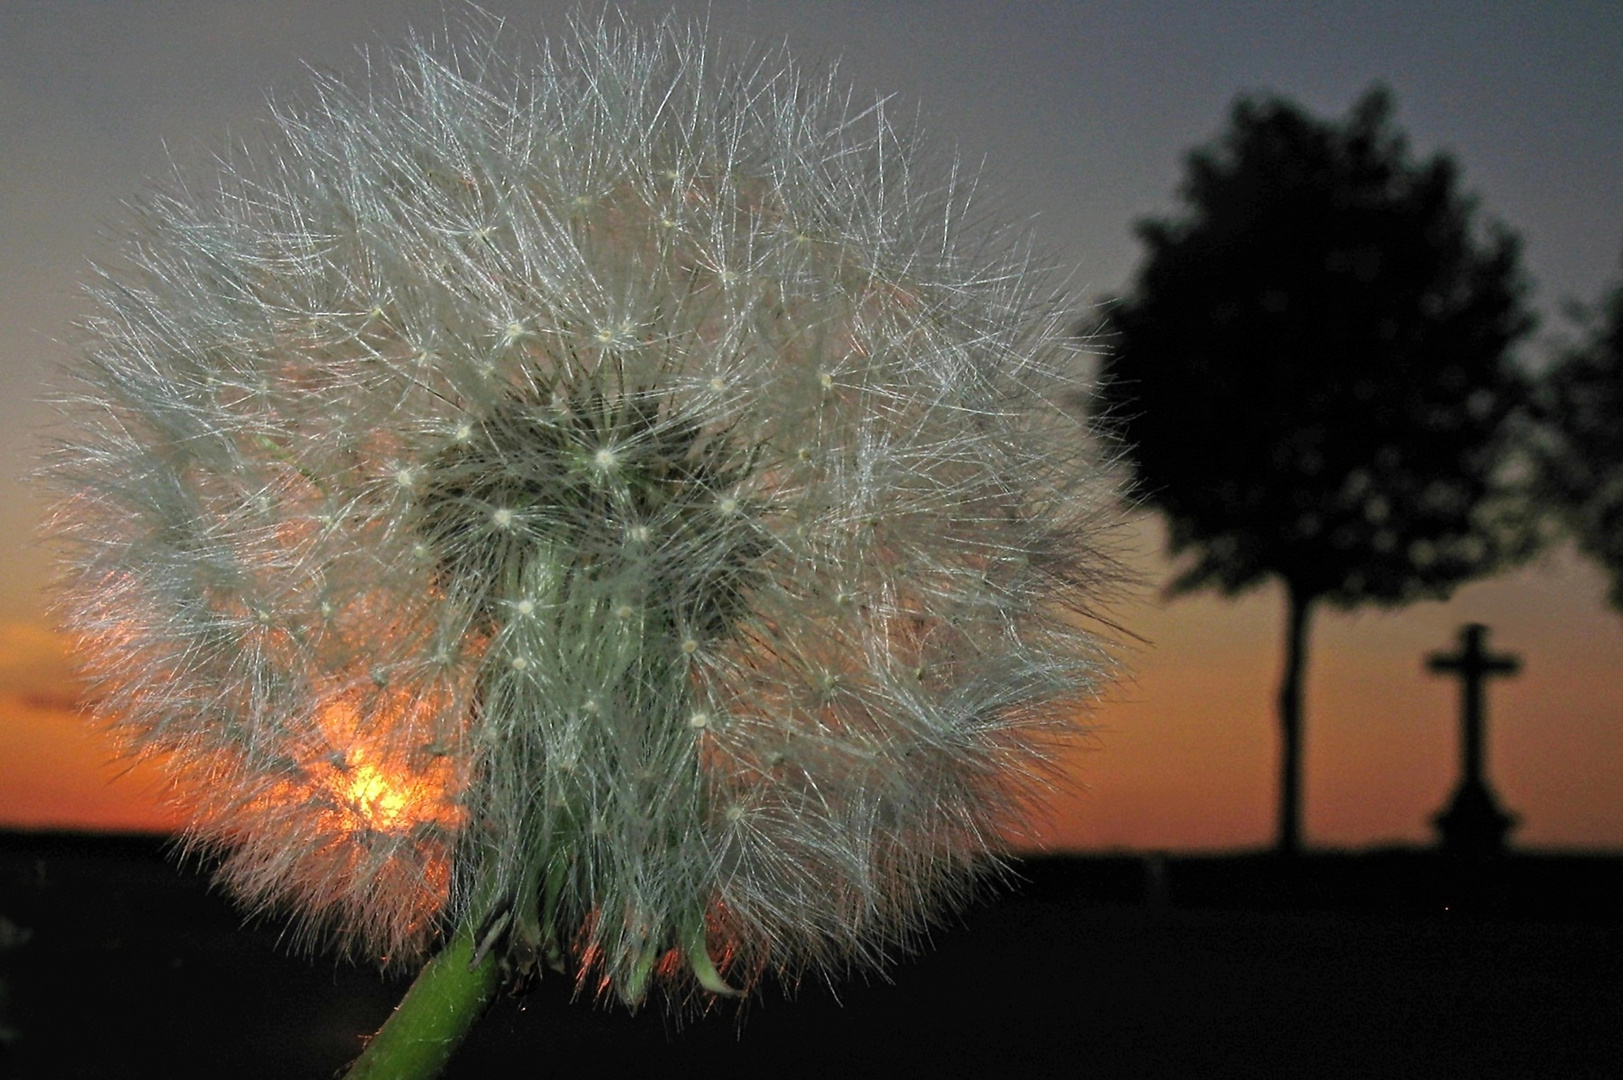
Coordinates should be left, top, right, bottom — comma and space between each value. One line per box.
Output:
44, 13, 1123, 1007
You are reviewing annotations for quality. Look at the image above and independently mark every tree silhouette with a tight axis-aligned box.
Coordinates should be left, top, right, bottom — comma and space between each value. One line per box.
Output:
1534, 255, 1623, 610
1093, 87, 1537, 855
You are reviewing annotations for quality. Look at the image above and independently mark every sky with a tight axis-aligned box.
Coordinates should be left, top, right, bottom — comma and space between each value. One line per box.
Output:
1, 1, 1620, 850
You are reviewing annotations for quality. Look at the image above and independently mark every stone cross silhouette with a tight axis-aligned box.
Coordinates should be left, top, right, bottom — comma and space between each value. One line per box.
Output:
1425, 623, 1520, 855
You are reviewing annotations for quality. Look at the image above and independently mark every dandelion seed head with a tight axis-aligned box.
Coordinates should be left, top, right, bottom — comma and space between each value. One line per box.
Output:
43, 11, 1125, 1009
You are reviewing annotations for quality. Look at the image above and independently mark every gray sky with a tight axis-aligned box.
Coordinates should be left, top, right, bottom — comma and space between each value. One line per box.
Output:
5, 5, 1621, 622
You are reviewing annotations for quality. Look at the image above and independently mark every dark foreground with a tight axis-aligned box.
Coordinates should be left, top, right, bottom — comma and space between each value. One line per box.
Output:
1, 833, 1619, 1079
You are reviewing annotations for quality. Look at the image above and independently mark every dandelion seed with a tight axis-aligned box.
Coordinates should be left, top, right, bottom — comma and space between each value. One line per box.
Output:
43, 9, 1123, 1044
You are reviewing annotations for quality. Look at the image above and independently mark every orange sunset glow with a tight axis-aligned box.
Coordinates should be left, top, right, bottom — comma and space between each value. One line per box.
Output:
303, 695, 466, 839
157, 687, 477, 952
6, 528, 1621, 852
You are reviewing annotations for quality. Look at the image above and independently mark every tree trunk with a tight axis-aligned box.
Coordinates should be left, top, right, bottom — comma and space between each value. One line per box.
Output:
1276, 581, 1315, 857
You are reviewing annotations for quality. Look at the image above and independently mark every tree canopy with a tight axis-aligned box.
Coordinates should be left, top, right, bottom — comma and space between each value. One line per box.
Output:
1098, 87, 1536, 608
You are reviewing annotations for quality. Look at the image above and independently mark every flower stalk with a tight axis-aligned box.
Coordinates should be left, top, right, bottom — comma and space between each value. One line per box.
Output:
342, 923, 501, 1080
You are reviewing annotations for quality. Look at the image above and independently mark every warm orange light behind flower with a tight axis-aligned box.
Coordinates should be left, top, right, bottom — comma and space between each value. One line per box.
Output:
343, 762, 413, 830
312, 696, 465, 838
194, 685, 473, 959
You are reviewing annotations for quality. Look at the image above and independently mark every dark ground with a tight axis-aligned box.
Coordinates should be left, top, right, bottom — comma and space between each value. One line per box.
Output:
0, 833, 1619, 1079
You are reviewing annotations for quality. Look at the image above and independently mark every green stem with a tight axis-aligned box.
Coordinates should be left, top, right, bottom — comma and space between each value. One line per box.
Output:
342, 923, 503, 1080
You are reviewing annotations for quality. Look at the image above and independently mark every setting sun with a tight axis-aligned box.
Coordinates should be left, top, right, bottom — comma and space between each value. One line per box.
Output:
310, 695, 466, 840
337, 760, 414, 832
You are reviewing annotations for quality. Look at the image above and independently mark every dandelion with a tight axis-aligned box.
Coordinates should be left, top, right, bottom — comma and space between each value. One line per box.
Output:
44, 11, 1123, 1076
